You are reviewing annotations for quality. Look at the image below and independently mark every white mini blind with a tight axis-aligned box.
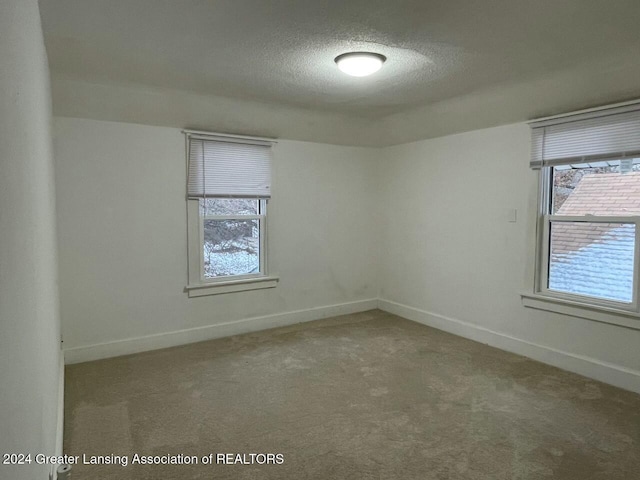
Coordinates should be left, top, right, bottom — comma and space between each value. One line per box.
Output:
530, 103, 640, 169
187, 133, 273, 198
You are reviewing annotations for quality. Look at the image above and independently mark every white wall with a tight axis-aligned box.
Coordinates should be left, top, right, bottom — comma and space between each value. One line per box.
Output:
52, 106, 640, 391
378, 123, 640, 391
51, 75, 383, 147
53, 117, 380, 359
0, 1, 62, 479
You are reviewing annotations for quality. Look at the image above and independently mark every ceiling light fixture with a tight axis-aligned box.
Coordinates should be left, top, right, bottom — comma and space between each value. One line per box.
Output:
335, 52, 386, 77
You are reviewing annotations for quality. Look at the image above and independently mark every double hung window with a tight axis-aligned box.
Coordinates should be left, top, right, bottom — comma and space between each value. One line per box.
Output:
530, 104, 640, 312
185, 131, 277, 296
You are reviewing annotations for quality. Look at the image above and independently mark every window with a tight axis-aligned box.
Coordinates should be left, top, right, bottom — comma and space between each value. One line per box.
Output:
540, 161, 640, 308
530, 103, 640, 313
201, 198, 265, 279
184, 131, 278, 297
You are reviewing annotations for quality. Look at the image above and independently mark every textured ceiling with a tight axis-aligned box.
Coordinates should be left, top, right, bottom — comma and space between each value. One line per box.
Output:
40, 0, 640, 144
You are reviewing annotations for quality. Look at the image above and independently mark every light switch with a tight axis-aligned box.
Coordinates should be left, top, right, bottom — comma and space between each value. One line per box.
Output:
507, 209, 517, 223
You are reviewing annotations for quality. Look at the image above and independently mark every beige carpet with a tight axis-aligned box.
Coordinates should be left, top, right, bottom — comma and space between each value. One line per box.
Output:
64, 310, 640, 479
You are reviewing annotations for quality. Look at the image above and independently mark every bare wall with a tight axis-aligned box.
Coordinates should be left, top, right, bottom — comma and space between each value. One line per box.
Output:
51, 100, 640, 392
0, 1, 62, 478
51, 75, 384, 148
53, 117, 380, 354
378, 123, 640, 390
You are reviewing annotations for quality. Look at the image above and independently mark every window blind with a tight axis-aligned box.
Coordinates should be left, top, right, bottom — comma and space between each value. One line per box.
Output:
530, 103, 640, 169
187, 134, 273, 198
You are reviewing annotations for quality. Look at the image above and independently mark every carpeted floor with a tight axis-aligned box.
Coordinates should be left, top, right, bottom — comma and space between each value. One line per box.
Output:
64, 310, 640, 479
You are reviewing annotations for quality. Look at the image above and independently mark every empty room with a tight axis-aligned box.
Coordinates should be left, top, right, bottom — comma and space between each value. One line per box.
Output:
3, 0, 640, 479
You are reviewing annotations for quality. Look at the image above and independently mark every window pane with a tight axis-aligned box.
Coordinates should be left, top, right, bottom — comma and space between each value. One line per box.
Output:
203, 219, 259, 277
552, 160, 640, 215
201, 198, 258, 216
548, 222, 635, 303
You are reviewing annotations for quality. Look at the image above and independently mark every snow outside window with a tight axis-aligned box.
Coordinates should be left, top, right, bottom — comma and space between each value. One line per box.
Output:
200, 198, 265, 280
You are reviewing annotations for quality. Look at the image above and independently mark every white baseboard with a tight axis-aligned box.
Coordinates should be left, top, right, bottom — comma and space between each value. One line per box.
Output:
64, 299, 378, 364
56, 351, 64, 451
53, 350, 65, 479
63, 296, 640, 393
378, 298, 640, 394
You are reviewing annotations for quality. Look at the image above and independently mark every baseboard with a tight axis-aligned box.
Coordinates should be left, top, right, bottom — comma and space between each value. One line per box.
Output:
64, 298, 378, 364
56, 351, 64, 451
378, 298, 640, 394
53, 350, 65, 479
63, 296, 640, 393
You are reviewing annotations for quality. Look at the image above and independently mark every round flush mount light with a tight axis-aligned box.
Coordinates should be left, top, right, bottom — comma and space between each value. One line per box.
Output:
335, 52, 386, 77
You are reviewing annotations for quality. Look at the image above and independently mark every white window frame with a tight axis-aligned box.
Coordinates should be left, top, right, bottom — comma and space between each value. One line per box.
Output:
198, 199, 268, 283
532, 166, 640, 314
186, 198, 278, 297
183, 130, 278, 297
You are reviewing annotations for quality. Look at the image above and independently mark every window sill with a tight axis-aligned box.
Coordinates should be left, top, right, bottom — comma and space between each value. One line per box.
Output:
186, 276, 279, 297
521, 292, 640, 330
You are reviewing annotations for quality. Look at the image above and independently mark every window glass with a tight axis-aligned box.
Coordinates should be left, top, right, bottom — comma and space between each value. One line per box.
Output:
551, 160, 640, 215
202, 198, 259, 216
203, 218, 260, 278
543, 159, 640, 307
199, 198, 263, 279
548, 221, 635, 303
